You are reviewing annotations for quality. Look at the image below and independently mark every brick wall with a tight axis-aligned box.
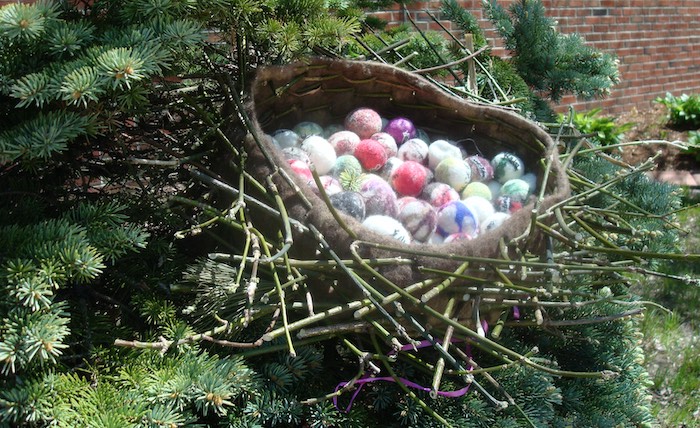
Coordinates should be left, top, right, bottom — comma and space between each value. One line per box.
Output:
372, 1, 700, 116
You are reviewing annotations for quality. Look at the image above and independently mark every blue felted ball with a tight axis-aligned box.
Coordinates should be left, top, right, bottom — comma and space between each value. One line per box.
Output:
363, 215, 412, 244
436, 200, 479, 237
272, 129, 300, 149
491, 152, 525, 183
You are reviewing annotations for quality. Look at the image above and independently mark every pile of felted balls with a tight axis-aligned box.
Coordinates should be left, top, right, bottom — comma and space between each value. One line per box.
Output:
268, 107, 537, 245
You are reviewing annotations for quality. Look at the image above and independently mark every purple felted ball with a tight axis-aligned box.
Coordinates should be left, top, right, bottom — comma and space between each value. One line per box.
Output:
466, 155, 494, 182
354, 138, 388, 171
293, 121, 324, 139
480, 212, 511, 234
428, 139, 462, 170
272, 129, 300, 149
301, 135, 336, 175
421, 182, 460, 208
397, 198, 438, 242
491, 152, 525, 183
397, 138, 429, 164
371, 132, 398, 158
362, 215, 412, 244
328, 130, 361, 156
436, 200, 479, 237
435, 157, 472, 192
391, 160, 430, 197
345, 108, 383, 139
383, 117, 417, 145
329, 191, 366, 221
359, 174, 399, 217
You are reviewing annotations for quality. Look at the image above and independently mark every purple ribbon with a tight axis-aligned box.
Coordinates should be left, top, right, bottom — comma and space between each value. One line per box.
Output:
333, 339, 473, 413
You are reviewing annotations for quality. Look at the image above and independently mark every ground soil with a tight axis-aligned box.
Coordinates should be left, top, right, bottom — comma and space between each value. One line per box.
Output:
616, 104, 698, 172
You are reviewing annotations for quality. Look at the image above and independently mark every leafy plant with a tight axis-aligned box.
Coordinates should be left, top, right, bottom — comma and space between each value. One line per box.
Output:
560, 108, 634, 147
655, 92, 700, 129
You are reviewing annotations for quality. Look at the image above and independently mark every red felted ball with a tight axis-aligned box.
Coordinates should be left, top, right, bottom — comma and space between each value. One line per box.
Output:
354, 139, 388, 171
391, 160, 430, 196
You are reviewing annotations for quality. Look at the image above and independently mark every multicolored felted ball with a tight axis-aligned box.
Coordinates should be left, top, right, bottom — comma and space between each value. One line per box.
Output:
461, 182, 492, 201
272, 129, 300, 149
293, 121, 324, 139
462, 195, 495, 224
371, 132, 398, 158
435, 157, 472, 192
444, 232, 474, 244
391, 160, 430, 197
328, 130, 361, 156
500, 178, 530, 202
428, 139, 462, 170
436, 200, 479, 237
330, 155, 362, 178
362, 215, 412, 244
397, 198, 437, 242
377, 157, 404, 182
360, 174, 399, 217
491, 152, 525, 183
288, 159, 313, 182
345, 108, 383, 139
354, 138, 388, 171
480, 212, 511, 233
397, 138, 429, 164
329, 191, 366, 221
384, 117, 417, 145
495, 195, 523, 213
466, 155, 494, 182
421, 182, 460, 208
281, 146, 310, 164
301, 135, 337, 175
310, 175, 342, 196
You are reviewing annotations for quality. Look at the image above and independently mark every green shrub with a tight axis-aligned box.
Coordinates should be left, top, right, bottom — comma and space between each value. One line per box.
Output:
560, 108, 634, 147
655, 92, 700, 129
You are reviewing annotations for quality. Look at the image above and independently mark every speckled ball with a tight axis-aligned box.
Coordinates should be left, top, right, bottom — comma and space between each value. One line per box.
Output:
293, 121, 324, 139
345, 108, 383, 139
328, 130, 361, 156
301, 135, 337, 175
462, 195, 495, 224
282, 146, 310, 164
421, 182, 460, 208
330, 191, 366, 221
363, 215, 412, 244
436, 200, 479, 237
371, 132, 398, 158
360, 174, 399, 217
461, 182, 492, 201
435, 157, 472, 192
377, 157, 404, 182
397, 138, 429, 164
466, 155, 494, 182
384, 117, 417, 145
330, 155, 363, 178
272, 129, 300, 149
500, 178, 530, 202
491, 152, 525, 183
355, 138, 388, 171
495, 195, 523, 214
428, 139, 462, 170
397, 197, 437, 242
481, 212, 511, 234
391, 160, 430, 197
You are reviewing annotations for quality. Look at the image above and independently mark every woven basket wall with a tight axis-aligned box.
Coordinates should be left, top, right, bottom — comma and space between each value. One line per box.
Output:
243, 57, 570, 309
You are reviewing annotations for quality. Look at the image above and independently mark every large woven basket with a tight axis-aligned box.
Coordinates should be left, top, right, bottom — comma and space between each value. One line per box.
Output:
243, 57, 570, 301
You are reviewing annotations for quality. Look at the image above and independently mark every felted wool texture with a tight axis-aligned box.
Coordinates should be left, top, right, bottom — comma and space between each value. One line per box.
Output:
272, 129, 300, 149
293, 121, 324, 139
241, 56, 571, 314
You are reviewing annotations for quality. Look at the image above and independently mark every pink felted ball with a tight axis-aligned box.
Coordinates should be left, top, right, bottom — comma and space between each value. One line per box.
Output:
383, 117, 417, 145
328, 130, 361, 156
354, 138, 388, 171
288, 159, 312, 182
397, 138, 429, 164
421, 182, 460, 208
370, 132, 398, 158
345, 108, 383, 139
391, 160, 430, 197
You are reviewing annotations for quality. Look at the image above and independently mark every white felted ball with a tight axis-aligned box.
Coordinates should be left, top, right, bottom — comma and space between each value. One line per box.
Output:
293, 121, 324, 139
435, 157, 472, 192
521, 172, 538, 193
362, 215, 412, 244
462, 195, 495, 224
480, 212, 511, 234
491, 152, 525, 183
301, 135, 336, 175
428, 139, 462, 170
272, 129, 300, 149
397, 138, 429, 164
